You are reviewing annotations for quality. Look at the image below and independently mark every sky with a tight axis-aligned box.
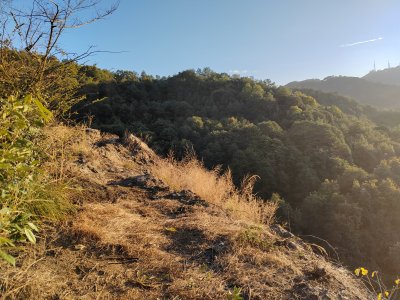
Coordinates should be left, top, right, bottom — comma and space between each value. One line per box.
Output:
58, 0, 400, 85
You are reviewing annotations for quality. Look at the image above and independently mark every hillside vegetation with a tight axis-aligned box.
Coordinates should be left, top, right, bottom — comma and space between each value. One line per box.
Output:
286, 75, 400, 109
0, 125, 373, 299
364, 67, 400, 86
74, 68, 400, 282
0, 1, 397, 296
286, 88, 400, 131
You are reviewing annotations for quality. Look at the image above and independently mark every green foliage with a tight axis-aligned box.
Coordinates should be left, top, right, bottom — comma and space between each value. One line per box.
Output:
226, 286, 243, 300
236, 225, 273, 251
258, 120, 283, 138
0, 95, 69, 264
73, 67, 400, 280
0, 50, 81, 117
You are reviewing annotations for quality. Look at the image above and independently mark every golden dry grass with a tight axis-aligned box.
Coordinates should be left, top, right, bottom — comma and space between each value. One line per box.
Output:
150, 154, 277, 226
41, 123, 94, 182
0, 126, 373, 300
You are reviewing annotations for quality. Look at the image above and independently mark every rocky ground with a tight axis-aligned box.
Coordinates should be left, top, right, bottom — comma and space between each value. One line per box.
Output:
0, 126, 372, 299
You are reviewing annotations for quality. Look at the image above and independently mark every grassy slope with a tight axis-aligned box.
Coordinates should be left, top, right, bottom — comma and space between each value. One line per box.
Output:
0, 125, 372, 300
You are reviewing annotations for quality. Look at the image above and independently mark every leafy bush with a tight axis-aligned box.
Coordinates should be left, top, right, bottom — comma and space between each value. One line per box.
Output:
0, 95, 69, 265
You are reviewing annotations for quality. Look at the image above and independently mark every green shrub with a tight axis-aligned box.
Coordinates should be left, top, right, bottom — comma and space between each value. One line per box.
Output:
0, 95, 69, 265
226, 286, 243, 300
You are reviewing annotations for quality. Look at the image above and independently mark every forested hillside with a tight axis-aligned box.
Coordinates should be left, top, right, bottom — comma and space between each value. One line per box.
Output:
2, 0, 396, 298
364, 67, 400, 86
286, 75, 400, 109
0, 52, 375, 297
291, 88, 400, 128
74, 67, 400, 281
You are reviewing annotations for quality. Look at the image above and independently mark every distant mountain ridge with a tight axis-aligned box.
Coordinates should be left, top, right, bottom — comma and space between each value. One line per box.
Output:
287, 68, 400, 109
363, 66, 400, 86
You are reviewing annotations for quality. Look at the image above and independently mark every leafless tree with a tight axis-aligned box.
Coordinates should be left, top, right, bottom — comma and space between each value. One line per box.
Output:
0, 0, 119, 115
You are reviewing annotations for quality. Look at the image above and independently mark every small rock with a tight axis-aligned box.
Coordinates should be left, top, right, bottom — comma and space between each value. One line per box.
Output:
270, 224, 294, 238
305, 267, 327, 280
274, 239, 298, 250
287, 240, 298, 250
85, 128, 98, 134
74, 244, 86, 251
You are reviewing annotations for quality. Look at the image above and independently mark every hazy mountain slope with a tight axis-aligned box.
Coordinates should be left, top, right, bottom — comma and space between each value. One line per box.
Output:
290, 88, 400, 127
363, 67, 400, 86
0, 125, 373, 300
287, 88, 365, 116
286, 76, 400, 109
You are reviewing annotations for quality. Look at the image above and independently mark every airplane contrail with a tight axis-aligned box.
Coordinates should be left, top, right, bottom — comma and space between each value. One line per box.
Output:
340, 37, 383, 47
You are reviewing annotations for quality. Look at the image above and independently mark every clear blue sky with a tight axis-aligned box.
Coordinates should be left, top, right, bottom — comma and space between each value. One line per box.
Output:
60, 0, 400, 85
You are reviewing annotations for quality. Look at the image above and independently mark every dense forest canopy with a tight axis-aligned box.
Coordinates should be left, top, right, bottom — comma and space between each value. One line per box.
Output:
72, 66, 400, 280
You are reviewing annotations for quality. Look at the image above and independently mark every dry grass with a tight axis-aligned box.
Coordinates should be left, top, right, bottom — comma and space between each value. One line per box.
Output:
0, 126, 373, 300
41, 123, 94, 182
72, 201, 171, 258
150, 154, 277, 225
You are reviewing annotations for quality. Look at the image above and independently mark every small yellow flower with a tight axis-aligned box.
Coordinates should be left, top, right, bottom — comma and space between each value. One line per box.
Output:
361, 267, 368, 276
385, 291, 389, 297
395, 278, 400, 285
378, 293, 382, 300
355, 267, 368, 277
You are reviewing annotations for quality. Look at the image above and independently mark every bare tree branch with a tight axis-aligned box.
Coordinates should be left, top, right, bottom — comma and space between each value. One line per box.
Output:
0, 0, 119, 116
